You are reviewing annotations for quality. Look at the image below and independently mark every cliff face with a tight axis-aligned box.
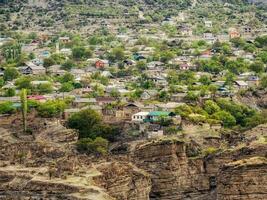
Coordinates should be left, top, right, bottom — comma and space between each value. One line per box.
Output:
133, 140, 211, 200
133, 139, 267, 200
217, 157, 267, 200
0, 122, 266, 200
94, 162, 151, 200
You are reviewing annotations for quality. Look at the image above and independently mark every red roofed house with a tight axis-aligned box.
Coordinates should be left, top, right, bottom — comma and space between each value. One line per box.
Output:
229, 30, 240, 39
179, 63, 190, 70
95, 60, 109, 69
27, 95, 46, 103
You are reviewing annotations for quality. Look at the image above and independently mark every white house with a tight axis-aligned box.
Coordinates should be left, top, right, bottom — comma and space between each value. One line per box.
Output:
132, 112, 149, 122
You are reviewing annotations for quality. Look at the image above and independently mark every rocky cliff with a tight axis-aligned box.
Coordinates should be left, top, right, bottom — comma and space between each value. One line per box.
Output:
133, 138, 267, 200
0, 122, 266, 199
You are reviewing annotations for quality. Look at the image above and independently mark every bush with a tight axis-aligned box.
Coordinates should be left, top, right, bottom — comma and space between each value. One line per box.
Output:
76, 137, 108, 155
68, 109, 120, 141
37, 100, 66, 118
0, 101, 15, 114
213, 110, 236, 127
202, 147, 219, 156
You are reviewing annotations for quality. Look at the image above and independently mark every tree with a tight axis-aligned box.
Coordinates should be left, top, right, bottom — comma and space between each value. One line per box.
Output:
258, 51, 267, 64
76, 137, 108, 155
37, 100, 66, 118
4, 88, 16, 97
59, 82, 74, 92
67, 109, 119, 140
185, 91, 199, 102
199, 75, 211, 85
213, 111, 236, 127
260, 75, 267, 88
72, 46, 92, 60
249, 61, 265, 74
28, 52, 35, 60
43, 57, 55, 72
68, 109, 102, 139
20, 89, 27, 133
110, 89, 120, 98
36, 83, 53, 94
15, 76, 32, 89
0, 101, 15, 114
0, 77, 4, 88
61, 60, 75, 71
136, 61, 147, 71
204, 100, 220, 115
60, 72, 74, 83
3, 67, 19, 81
109, 47, 125, 62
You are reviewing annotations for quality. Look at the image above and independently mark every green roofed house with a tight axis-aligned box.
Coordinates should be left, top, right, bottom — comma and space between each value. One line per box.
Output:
145, 111, 176, 123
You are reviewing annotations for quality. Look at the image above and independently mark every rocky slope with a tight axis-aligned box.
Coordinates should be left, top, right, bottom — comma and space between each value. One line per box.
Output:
0, 121, 266, 199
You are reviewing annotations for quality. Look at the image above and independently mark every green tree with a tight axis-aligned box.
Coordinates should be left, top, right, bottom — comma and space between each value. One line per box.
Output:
4, 88, 16, 97
204, 100, 220, 115
61, 60, 75, 71
20, 89, 27, 132
36, 83, 53, 94
72, 46, 92, 60
0, 78, 4, 88
68, 109, 119, 140
43, 57, 55, 73
249, 61, 265, 74
199, 75, 211, 85
15, 76, 32, 89
0, 101, 15, 114
76, 137, 108, 155
260, 75, 267, 88
3, 67, 19, 81
60, 73, 74, 83
37, 100, 66, 118
59, 82, 74, 92
213, 111, 236, 127
68, 109, 102, 139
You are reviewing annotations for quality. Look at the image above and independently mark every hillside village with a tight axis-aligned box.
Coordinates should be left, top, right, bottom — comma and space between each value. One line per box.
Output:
1, 1, 267, 139
0, 1, 267, 199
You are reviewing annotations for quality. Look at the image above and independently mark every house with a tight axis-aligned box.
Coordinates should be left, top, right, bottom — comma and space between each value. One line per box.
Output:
243, 26, 252, 35
203, 33, 216, 44
70, 69, 86, 79
179, 63, 190, 70
49, 65, 66, 76
147, 129, 164, 139
59, 37, 71, 43
19, 62, 46, 75
123, 59, 135, 66
149, 76, 168, 86
247, 76, 260, 87
147, 61, 164, 70
145, 111, 176, 123
60, 48, 72, 56
141, 90, 158, 100
199, 50, 213, 59
235, 80, 249, 89
73, 98, 97, 108
156, 102, 185, 112
27, 95, 47, 102
95, 60, 109, 69
171, 93, 187, 102
101, 71, 113, 78
132, 112, 149, 122
96, 97, 116, 106
64, 108, 81, 119
0, 67, 5, 76
179, 26, 193, 37
229, 29, 241, 39
120, 102, 143, 120
204, 20, 212, 28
